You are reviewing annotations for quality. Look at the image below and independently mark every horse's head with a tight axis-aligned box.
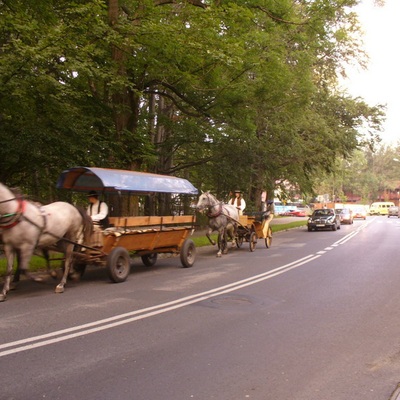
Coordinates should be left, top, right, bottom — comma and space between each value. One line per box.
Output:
195, 191, 210, 213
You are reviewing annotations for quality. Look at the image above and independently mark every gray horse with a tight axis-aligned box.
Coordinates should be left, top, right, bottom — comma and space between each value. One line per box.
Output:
196, 191, 239, 257
0, 182, 93, 301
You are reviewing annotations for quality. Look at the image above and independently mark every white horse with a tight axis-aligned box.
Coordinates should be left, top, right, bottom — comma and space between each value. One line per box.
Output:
0, 182, 93, 301
196, 191, 239, 257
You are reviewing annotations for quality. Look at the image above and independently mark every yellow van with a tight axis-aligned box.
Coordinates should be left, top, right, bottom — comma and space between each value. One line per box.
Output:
369, 201, 395, 215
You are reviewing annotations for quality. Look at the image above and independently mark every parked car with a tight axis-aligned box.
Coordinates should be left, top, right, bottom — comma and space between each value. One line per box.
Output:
388, 205, 399, 218
307, 208, 341, 231
353, 207, 367, 220
338, 208, 353, 224
282, 209, 307, 217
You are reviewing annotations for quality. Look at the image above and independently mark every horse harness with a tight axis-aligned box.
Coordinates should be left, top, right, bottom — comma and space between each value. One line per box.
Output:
0, 196, 50, 244
204, 193, 235, 221
0, 196, 27, 230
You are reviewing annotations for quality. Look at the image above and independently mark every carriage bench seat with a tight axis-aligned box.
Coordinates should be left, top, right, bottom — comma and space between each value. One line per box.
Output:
107, 215, 196, 231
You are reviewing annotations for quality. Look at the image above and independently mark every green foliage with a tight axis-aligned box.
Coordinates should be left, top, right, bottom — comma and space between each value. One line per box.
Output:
0, 0, 385, 208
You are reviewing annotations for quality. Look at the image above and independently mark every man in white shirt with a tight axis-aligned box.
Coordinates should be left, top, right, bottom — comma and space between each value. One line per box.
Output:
228, 190, 246, 215
87, 191, 109, 247
87, 191, 109, 228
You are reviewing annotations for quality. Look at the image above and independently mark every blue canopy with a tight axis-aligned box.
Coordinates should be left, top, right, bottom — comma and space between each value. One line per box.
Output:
56, 167, 198, 195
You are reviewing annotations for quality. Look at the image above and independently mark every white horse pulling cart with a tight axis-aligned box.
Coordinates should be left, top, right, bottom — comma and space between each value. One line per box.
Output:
57, 167, 198, 283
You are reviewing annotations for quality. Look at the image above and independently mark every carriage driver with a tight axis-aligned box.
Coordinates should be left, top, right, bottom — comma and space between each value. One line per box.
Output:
87, 191, 109, 247
228, 190, 246, 216
87, 191, 109, 228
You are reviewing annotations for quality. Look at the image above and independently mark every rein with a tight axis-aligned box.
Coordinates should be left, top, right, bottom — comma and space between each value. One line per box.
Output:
0, 198, 27, 229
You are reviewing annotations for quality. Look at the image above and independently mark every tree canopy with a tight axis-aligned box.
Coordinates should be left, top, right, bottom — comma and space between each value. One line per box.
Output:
0, 0, 385, 208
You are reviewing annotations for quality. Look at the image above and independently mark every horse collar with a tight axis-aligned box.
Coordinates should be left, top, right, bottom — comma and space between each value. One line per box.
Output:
0, 198, 27, 229
207, 202, 223, 218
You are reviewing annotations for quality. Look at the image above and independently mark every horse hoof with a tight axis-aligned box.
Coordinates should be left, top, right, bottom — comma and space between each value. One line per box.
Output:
217, 253, 222, 257
0, 294, 6, 302
55, 285, 64, 294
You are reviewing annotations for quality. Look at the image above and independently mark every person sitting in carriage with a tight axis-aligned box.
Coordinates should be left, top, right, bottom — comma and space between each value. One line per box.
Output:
228, 190, 246, 216
262, 199, 275, 239
87, 190, 109, 247
87, 191, 109, 228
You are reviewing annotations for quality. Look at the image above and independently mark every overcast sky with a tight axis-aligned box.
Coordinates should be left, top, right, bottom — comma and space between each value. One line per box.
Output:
342, 0, 400, 145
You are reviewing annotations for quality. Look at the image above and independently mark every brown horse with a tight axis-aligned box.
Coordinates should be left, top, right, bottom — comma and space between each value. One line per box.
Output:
0, 182, 92, 301
196, 191, 239, 257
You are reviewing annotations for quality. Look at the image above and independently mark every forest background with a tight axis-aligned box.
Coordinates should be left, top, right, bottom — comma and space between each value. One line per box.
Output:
0, 0, 397, 214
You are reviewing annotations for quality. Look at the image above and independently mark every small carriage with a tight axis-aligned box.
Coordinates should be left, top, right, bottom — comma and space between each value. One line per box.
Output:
234, 213, 272, 252
57, 167, 198, 283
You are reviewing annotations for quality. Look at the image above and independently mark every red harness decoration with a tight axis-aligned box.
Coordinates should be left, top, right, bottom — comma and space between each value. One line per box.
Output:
0, 199, 26, 230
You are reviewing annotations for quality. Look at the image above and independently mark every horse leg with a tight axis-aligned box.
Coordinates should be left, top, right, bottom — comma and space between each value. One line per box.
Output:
0, 246, 15, 302
216, 230, 223, 257
55, 244, 73, 293
42, 249, 58, 279
206, 227, 216, 246
222, 229, 230, 254
10, 250, 22, 291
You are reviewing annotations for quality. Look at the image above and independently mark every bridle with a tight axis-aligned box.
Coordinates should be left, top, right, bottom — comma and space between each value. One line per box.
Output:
199, 193, 224, 218
0, 197, 26, 229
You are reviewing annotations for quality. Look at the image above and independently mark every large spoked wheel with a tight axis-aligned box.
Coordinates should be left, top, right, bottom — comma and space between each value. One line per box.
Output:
106, 247, 131, 283
236, 235, 243, 248
180, 239, 196, 268
249, 231, 257, 252
265, 227, 272, 248
141, 253, 158, 267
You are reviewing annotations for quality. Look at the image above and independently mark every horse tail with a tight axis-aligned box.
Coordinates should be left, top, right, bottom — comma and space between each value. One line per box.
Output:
75, 206, 93, 245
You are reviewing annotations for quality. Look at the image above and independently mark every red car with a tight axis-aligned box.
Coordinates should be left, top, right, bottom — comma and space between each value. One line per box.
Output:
282, 209, 307, 217
353, 207, 367, 220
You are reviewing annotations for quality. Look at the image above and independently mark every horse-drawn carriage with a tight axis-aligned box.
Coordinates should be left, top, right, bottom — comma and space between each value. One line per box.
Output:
196, 192, 272, 257
0, 167, 198, 301
57, 167, 198, 282
236, 214, 272, 251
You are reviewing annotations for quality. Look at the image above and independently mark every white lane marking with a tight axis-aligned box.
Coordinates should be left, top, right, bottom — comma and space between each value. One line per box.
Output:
0, 221, 370, 357
1, 254, 320, 357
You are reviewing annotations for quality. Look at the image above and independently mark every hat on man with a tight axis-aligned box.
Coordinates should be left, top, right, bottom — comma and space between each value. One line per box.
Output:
87, 190, 98, 198
234, 189, 241, 193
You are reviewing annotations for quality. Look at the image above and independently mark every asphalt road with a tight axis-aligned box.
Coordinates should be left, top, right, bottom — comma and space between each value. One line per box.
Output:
1, 216, 400, 400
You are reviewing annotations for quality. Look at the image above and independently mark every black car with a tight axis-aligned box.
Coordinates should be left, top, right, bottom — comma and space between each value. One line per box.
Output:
307, 208, 341, 231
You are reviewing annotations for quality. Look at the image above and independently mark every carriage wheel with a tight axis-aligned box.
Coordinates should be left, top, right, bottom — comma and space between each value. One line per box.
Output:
141, 253, 158, 267
236, 235, 243, 248
265, 227, 272, 248
249, 232, 257, 252
180, 239, 196, 268
106, 247, 131, 283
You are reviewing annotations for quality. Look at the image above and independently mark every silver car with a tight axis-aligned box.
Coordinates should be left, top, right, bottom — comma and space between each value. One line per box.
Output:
388, 205, 399, 218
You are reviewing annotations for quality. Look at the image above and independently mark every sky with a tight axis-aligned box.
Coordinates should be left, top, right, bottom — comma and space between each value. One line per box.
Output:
342, 0, 400, 145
